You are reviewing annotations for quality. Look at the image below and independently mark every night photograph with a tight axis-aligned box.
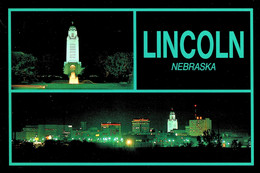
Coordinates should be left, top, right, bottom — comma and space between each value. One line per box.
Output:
11, 93, 251, 162
11, 11, 133, 89
3, 2, 255, 170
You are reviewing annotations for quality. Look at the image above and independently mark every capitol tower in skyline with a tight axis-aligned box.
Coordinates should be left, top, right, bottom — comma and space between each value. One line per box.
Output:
167, 108, 178, 132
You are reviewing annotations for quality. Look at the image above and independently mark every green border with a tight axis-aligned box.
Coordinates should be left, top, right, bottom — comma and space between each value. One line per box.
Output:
8, 8, 254, 166
9, 162, 254, 166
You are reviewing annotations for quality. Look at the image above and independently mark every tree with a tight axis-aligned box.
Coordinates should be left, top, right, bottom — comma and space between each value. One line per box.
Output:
231, 139, 242, 150
12, 51, 38, 83
183, 140, 194, 148
102, 52, 133, 82
215, 131, 223, 148
196, 136, 204, 148
247, 137, 251, 148
198, 129, 222, 148
202, 129, 215, 148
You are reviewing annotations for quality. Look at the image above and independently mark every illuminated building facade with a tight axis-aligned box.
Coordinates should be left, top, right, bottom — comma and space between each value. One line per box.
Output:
101, 123, 122, 138
16, 124, 73, 142
38, 124, 73, 141
188, 118, 212, 136
167, 108, 178, 132
66, 24, 79, 63
80, 121, 87, 131
16, 125, 38, 142
132, 118, 150, 135
63, 22, 83, 84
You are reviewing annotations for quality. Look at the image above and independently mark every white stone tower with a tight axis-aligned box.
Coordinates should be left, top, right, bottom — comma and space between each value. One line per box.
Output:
167, 108, 178, 132
64, 22, 84, 84
66, 23, 79, 63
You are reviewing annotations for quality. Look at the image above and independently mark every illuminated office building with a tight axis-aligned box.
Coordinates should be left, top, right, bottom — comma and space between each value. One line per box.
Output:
80, 121, 87, 131
188, 117, 212, 136
16, 124, 73, 142
101, 122, 122, 138
132, 118, 150, 135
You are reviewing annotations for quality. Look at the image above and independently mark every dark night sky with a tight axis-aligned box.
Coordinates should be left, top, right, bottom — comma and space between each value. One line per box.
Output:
11, 12, 133, 68
12, 93, 251, 134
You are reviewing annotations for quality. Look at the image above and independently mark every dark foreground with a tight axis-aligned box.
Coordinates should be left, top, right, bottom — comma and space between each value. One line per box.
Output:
12, 141, 251, 162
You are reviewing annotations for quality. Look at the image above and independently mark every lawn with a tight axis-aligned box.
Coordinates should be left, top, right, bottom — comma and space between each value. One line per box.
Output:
12, 81, 133, 90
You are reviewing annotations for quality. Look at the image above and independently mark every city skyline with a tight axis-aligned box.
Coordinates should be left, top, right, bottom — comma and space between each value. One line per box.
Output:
12, 93, 250, 134
7, 7, 254, 166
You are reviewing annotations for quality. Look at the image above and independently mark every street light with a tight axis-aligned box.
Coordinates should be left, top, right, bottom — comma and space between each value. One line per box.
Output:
126, 139, 132, 146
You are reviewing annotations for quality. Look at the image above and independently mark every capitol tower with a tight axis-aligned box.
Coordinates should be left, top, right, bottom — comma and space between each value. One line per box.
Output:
167, 108, 178, 132
63, 21, 84, 84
